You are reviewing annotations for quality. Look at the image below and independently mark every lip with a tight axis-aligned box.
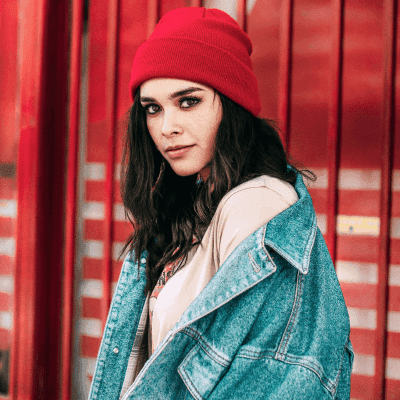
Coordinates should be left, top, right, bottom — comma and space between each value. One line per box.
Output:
165, 145, 194, 159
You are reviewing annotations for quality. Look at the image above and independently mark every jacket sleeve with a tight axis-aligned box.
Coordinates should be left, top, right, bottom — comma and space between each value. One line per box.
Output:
334, 341, 354, 400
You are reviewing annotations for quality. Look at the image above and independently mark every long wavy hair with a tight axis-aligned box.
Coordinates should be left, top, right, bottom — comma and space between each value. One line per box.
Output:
121, 89, 315, 294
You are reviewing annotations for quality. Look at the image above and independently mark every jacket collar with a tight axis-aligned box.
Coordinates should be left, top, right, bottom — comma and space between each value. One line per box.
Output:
173, 172, 317, 332
263, 172, 317, 275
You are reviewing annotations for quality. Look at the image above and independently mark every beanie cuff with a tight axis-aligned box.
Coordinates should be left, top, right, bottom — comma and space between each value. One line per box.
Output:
129, 37, 261, 116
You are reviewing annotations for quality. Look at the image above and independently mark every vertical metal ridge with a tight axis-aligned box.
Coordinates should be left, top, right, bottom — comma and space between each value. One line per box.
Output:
190, 0, 203, 7
147, 0, 160, 38
12, 0, 70, 396
103, 0, 120, 330
12, 0, 50, 396
238, 0, 247, 33
277, 0, 294, 152
374, 0, 397, 397
62, 0, 84, 398
326, 0, 344, 264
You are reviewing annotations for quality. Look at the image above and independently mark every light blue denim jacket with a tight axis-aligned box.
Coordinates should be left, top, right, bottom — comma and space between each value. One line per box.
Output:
89, 172, 353, 399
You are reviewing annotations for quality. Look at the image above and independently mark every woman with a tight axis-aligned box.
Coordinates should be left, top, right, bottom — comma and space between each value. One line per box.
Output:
89, 7, 353, 400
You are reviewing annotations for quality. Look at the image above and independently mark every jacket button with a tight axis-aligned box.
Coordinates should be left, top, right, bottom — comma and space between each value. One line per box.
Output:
113, 347, 119, 354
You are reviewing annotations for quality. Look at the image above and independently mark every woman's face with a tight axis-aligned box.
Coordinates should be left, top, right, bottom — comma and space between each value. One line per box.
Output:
140, 78, 222, 178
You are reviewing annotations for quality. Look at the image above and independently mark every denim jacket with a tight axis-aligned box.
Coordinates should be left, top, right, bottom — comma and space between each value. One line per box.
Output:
89, 173, 353, 399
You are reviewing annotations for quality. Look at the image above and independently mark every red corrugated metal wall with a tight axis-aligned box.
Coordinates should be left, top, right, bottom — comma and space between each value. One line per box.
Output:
0, 0, 399, 399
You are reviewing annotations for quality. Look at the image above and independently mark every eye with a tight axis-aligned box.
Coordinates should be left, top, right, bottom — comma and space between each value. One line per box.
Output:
143, 104, 160, 115
180, 97, 200, 109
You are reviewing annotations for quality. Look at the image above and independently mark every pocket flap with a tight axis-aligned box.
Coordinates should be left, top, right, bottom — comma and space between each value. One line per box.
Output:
178, 344, 229, 400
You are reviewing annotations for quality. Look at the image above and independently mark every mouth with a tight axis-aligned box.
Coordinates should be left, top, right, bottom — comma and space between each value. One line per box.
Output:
165, 144, 194, 152
165, 144, 195, 158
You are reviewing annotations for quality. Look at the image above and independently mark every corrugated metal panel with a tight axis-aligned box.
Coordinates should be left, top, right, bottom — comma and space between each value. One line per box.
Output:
7, 0, 70, 398
0, 0, 399, 398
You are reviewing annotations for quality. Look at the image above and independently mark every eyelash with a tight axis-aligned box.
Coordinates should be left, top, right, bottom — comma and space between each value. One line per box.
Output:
180, 96, 201, 109
143, 96, 201, 115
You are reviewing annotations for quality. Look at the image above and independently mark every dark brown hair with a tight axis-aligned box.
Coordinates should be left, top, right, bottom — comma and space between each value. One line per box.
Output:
120, 90, 315, 294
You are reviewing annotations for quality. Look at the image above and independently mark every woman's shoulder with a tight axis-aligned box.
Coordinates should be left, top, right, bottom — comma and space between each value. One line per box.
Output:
211, 176, 298, 265
219, 175, 298, 211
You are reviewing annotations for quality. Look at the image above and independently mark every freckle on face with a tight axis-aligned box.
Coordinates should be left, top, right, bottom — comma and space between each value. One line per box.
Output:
140, 78, 222, 177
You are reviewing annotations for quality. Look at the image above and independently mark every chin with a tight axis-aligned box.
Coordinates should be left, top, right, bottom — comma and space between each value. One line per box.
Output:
170, 165, 202, 177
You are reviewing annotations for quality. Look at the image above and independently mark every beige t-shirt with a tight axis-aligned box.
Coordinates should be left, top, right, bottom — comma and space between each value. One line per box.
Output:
150, 175, 299, 353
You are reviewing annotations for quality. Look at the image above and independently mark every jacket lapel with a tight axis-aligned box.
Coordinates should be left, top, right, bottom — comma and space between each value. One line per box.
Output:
173, 223, 276, 332
173, 173, 317, 331
264, 172, 317, 275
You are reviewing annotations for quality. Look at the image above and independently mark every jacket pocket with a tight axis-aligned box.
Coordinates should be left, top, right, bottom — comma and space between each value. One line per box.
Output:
178, 343, 230, 400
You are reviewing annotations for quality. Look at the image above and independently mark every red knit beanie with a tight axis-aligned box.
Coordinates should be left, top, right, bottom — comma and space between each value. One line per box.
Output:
129, 7, 261, 116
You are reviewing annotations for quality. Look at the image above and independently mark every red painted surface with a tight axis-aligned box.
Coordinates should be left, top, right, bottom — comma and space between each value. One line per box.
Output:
0, 0, 399, 399
84, 220, 105, 241
351, 375, 375, 400
326, 0, 344, 265
86, 181, 107, 201
0, 294, 11, 312
0, 7, 19, 399
351, 329, 376, 355
0, 256, 13, 276
102, 0, 120, 331
62, 0, 84, 397
248, 0, 280, 120
237, 0, 247, 32
387, 333, 400, 358
0, 180, 15, 200
0, 219, 14, 238
82, 298, 102, 319
277, 0, 293, 148
341, 283, 377, 309
0, 329, 12, 349
9, 0, 70, 398
389, 287, 400, 312
375, 0, 397, 395
113, 220, 133, 243
0, 0, 18, 164
81, 336, 101, 358
83, 259, 103, 280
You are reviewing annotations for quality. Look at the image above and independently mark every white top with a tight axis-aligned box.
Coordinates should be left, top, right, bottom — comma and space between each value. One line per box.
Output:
150, 175, 299, 352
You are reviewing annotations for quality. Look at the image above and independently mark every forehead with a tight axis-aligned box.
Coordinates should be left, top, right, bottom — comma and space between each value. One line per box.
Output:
140, 78, 212, 97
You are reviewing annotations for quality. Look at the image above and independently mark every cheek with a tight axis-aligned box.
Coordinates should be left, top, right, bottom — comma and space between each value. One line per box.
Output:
146, 117, 156, 135
147, 119, 161, 147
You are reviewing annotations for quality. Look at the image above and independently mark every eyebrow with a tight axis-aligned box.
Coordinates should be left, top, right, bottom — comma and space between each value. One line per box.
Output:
140, 87, 205, 103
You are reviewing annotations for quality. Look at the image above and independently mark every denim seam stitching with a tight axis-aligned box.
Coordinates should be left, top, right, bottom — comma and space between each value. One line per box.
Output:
331, 341, 347, 397
236, 350, 335, 395
301, 212, 317, 271
125, 268, 274, 396
332, 335, 352, 397
248, 252, 261, 273
263, 214, 317, 274
89, 263, 130, 397
236, 348, 276, 358
178, 345, 204, 400
183, 326, 231, 367
275, 270, 302, 358
282, 272, 304, 354
283, 272, 303, 354
261, 226, 278, 269
277, 355, 334, 395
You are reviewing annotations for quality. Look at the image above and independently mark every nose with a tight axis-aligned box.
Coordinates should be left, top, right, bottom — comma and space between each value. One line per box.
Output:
161, 108, 182, 136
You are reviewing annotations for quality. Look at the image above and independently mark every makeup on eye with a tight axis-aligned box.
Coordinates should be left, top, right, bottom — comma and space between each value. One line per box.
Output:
141, 95, 202, 115
179, 96, 201, 109
144, 104, 160, 115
